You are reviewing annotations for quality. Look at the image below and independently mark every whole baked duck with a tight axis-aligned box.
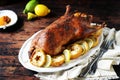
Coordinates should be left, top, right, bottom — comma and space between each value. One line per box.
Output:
29, 5, 105, 57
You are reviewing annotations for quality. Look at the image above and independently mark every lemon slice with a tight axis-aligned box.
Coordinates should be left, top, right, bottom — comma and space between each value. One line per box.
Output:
27, 12, 37, 20
63, 49, 71, 63
44, 55, 52, 68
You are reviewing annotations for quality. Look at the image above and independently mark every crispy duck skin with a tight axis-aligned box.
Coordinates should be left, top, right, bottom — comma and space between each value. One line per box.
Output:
29, 5, 105, 56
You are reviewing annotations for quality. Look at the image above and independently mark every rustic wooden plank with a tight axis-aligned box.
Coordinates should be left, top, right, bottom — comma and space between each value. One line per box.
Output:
0, 56, 37, 76
0, 66, 37, 76
0, 47, 19, 56
0, 56, 20, 66
0, 76, 39, 80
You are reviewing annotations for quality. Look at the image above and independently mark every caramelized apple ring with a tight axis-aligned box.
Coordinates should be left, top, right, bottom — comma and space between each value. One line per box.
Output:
30, 49, 46, 67
51, 54, 65, 67
91, 28, 103, 37
84, 38, 94, 49
75, 40, 89, 52
89, 36, 99, 47
70, 44, 83, 59
93, 37, 99, 47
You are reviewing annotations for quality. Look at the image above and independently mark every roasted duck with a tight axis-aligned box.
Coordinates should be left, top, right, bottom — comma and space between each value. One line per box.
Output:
29, 5, 105, 57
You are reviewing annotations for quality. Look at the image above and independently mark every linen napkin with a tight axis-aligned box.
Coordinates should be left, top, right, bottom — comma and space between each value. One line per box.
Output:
34, 27, 120, 80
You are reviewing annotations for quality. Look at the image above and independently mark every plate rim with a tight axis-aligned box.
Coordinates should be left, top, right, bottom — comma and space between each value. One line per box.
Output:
0, 10, 18, 29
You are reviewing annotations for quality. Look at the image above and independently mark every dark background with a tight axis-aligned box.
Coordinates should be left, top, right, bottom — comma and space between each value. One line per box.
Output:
0, 0, 120, 27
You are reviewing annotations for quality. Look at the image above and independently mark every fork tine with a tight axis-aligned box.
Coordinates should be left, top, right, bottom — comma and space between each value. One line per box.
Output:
105, 38, 115, 49
101, 28, 115, 49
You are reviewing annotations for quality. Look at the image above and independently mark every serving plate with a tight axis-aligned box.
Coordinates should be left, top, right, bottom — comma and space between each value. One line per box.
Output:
0, 10, 18, 29
18, 30, 103, 72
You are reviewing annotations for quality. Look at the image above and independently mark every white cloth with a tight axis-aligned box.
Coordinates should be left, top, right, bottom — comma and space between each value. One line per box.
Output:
34, 28, 120, 80
116, 30, 120, 46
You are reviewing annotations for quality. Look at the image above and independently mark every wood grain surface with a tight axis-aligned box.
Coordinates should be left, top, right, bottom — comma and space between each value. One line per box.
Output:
0, 0, 120, 80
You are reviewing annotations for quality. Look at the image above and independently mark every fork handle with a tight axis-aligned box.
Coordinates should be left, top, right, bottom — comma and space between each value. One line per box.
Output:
79, 54, 100, 77
89, 59, 98, 75
79, 50, 105, 77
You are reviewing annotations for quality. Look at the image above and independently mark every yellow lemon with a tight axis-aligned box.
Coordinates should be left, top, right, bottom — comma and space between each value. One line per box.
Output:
34, 4, 50, 16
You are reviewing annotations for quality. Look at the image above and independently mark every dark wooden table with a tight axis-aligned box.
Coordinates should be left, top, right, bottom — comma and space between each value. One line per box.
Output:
0, 0, 120, 80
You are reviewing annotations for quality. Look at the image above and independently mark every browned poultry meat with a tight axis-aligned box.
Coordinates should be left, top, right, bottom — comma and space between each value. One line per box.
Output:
29, 5, 105, 56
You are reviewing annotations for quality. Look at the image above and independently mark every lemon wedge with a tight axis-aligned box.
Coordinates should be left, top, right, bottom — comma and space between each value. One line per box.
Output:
27, 12, 37, 20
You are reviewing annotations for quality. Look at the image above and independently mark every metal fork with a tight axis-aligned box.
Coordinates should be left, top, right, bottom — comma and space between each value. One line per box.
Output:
78, 28, 116, 77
